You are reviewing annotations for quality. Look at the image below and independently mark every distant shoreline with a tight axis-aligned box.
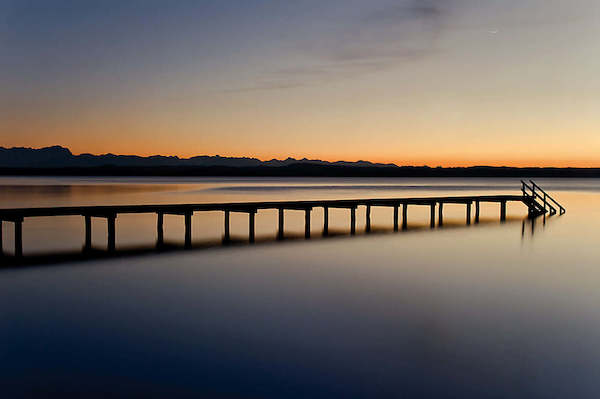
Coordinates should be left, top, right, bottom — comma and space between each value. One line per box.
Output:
1, 165, 599, 178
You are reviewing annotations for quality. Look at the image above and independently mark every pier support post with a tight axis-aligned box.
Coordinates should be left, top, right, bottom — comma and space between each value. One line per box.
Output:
107, 215, 116, 252
543, 211, 546, 225
223, 210, 230, 243
350, 207, 356, 235
438, 203, 444, 226
527, 205, 537, 219
466, 203, 471, 225
402, 204, 408, 230
366, 205, 371, 233
278, 208, 284, 240
430, 204, 436, 228
393, 205, 399, 231
184, 212, 192, 249
323, 206, 329, 236
500, 201, 507, 222
305, 208, 311, 239
543, 193, 547, 213
475, 201, 480, 224
156, 213, 164, 247
249, 211, 256, 243
85, 215, 92, 250
14, 219, 23, 258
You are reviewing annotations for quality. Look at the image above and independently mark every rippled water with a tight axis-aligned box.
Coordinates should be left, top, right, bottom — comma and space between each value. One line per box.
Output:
1, 177, 599, 397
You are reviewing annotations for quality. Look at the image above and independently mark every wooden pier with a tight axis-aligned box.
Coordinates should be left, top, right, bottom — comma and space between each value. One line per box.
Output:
0, 181, 564, 259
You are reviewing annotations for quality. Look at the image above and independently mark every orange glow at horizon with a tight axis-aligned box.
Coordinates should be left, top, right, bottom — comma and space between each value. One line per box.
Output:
71, 149, 600, 168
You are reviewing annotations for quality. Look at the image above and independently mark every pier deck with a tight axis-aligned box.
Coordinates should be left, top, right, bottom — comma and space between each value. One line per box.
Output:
0, 180, 565, 259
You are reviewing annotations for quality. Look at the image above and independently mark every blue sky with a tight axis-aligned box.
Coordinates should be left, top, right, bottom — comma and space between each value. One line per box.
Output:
2, 0, 600, 165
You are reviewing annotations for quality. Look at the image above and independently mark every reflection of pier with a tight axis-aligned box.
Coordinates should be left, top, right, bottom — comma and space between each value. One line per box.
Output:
0, 181, 564, 259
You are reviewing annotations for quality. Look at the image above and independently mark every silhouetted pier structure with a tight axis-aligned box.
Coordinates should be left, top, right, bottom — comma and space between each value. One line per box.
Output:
0, 181, 563, 259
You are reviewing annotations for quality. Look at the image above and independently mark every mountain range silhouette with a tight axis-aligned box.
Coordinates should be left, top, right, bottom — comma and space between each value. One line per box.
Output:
0, 146, 396, 168
0, 146, 598, 177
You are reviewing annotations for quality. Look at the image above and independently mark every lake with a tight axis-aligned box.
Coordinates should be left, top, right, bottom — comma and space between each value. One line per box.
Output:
1, 177, 599, 397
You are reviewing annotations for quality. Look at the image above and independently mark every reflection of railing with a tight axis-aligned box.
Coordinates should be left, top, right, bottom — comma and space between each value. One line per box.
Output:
520, 180, 566, 215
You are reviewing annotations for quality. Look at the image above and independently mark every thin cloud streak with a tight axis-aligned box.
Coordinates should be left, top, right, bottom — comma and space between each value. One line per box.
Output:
233, 0, 457, 91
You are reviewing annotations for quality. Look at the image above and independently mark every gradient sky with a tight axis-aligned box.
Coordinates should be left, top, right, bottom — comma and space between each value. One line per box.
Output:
2, 0, 599, 166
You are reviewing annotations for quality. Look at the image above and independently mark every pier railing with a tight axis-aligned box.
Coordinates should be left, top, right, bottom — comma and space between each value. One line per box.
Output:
520, 180, 566, 215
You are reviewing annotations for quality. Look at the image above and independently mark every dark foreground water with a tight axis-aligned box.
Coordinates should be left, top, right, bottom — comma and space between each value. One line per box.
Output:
1, 177, 599, 397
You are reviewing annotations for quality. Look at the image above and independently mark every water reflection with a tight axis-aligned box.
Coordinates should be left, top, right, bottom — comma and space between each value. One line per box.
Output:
1, 177, 599, 398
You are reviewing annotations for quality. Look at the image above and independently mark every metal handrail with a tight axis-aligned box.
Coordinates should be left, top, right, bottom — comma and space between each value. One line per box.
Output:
520, 180, 565, 215
520, 180, 556, 215
529, 180, 566, 214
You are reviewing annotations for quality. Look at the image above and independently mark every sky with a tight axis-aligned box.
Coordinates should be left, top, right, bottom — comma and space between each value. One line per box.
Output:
1, 0, 599, 166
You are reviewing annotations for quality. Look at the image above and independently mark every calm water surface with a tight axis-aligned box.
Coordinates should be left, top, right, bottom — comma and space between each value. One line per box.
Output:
1, 177, 599, 397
